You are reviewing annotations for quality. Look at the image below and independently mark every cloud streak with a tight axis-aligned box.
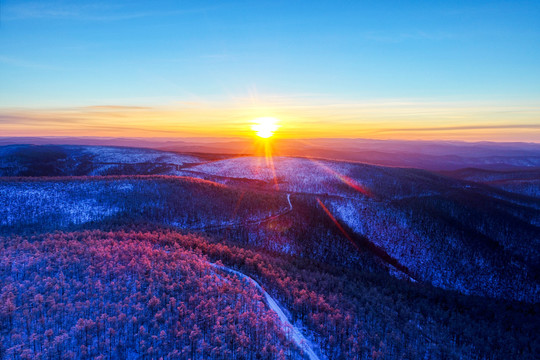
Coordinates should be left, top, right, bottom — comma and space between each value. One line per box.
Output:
377, 124, 540, 132
1, 98, 539, 142
84, 105, 153, 111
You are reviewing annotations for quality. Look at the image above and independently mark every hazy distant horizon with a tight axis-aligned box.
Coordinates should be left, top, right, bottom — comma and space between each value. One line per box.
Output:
1, 1, 539, 142
2, 135, 539, 171
2, 135, 540, 145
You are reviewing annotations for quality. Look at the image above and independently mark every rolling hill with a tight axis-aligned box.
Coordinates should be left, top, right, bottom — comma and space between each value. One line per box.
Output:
0, 144, 539, 359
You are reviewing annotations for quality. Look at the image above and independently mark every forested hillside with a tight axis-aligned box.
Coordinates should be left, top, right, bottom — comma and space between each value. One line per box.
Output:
0, 231, 303, 359
186, 156, 540, 302
1, 230, 537, 359
1, 146, 538, 359
0, 176, 286, 236
2, 153, 538, 302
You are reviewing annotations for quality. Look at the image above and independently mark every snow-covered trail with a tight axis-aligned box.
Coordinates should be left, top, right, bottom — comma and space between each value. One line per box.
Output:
212, 263, 322, 360
286, 192, 292, 210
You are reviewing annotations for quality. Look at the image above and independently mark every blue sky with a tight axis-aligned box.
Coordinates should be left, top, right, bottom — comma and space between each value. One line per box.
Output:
1, 0, 539, 140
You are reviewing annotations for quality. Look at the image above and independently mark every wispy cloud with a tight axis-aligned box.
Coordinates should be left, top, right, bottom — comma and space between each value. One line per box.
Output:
376, 124, 540, 132
1, 98, 539, 142
0, 113, 87, 125
84, 105, 153, 111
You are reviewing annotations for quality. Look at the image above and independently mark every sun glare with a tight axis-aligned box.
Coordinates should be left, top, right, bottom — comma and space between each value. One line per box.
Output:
252, 117, 280, 138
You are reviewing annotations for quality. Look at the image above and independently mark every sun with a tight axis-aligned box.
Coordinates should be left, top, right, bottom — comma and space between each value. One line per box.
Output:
251, 117, 280, 138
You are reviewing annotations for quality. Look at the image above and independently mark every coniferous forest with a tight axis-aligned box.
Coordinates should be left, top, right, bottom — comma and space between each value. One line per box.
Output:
0, 145, 538, 359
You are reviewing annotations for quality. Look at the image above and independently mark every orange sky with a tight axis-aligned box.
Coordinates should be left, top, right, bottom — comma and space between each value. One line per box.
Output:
1, 98, 539, 142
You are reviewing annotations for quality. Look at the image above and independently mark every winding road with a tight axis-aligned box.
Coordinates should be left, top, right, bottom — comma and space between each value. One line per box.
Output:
211, 263, 322, 360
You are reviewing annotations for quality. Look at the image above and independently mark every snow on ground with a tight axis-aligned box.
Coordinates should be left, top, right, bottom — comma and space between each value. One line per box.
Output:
79, 146, 201, 165
496, 180, 540, 199
0, 181, 122, 227
0, 145, 204, 177
188, 156, 372, 198
325, 197, 540, 302
88, 163, 117, 176
190, 156, 346, 183
327, 198, 435, 278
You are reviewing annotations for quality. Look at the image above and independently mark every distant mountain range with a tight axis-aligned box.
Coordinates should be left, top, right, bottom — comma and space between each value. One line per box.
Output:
2, 136, 540, 170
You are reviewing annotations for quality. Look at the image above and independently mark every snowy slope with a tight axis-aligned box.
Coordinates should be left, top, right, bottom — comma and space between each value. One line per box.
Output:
0, 145, 202, 176
188, 156, 375, 198
78, 146, 199, 166
187, 155, 473, 201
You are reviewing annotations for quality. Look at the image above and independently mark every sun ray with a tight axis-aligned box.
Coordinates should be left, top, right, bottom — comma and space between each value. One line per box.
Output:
264, 140, 279, 190
307, 158, 373, 198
